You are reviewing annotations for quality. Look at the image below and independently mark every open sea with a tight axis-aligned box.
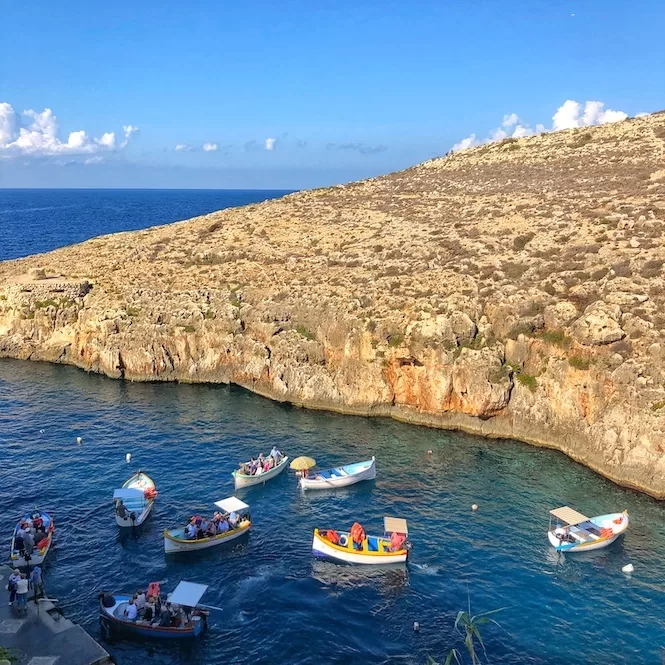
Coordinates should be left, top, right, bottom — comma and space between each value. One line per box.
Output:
1, 189, 665, 665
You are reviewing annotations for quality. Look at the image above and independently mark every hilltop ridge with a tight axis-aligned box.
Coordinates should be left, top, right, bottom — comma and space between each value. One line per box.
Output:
2, 112, 665, 495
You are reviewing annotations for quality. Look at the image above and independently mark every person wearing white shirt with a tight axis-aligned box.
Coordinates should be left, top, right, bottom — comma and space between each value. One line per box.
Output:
15, 574, 29, 613
185, 522, 197, 539
124, 600, 138, 621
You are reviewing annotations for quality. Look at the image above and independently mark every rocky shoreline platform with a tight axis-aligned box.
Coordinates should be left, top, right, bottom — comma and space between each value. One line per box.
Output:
2, 113, 665, 496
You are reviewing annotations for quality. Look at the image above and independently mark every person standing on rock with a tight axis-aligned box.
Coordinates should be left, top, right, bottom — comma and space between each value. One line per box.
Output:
29, 565, 44, 602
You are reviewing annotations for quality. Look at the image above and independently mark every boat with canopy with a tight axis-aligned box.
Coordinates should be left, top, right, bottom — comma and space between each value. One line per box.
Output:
548, 506, 629, 552
312, 516, 410, 565
114, 471, 157, 527
10, 509, 55, 568
300, 456, 376, 490
99, 580, 210, 639
233, 454, 289, 488
164, 496, 251, 553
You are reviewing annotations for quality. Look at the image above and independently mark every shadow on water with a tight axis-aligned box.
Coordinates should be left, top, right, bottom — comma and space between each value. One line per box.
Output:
2, 358, 665, 664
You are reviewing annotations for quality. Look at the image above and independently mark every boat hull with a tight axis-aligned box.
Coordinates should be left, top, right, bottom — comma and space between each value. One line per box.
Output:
300, 457, 376, 491
233, 456, 289, 488
312, 529, 407, 565
548, 511, 629, 552
115, 472, 155, 527
10, 510, 54, 568
164, 522, 251, 553
99, 594, 203, 639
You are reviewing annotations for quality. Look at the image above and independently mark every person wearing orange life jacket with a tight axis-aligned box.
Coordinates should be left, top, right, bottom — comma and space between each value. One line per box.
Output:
390, 532, 406, 551
350, 522, 365, 550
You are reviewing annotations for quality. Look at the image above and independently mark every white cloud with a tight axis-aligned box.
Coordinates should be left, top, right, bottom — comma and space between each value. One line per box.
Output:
175, 143, 194, 152
0, 101, 137, 159
502, 113, 519, 128
452, 134, 479, 152
635, 112, 650, 118
265, 137, 276, 151
451, 99, 630, 152
202, 142, 218, 152
84, 156, 104, 165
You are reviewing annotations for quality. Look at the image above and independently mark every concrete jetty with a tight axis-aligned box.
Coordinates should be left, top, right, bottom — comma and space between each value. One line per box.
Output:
0, 565, 110, 665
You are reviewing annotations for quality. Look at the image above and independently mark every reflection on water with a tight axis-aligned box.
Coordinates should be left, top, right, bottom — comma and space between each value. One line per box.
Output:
2, 358, 665, 665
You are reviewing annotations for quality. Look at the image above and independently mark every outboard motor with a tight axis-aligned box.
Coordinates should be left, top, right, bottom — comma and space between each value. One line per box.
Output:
101, 593, 116, 608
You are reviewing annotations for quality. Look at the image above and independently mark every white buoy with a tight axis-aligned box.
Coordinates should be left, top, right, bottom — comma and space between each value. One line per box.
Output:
472, 504, 479, 512
426, 449, 433, 455
413, 621, 420, 632
39, 429, 45, 434
126, 453, 132, 464
76, 436, 83, 444
622, 563, 634, 574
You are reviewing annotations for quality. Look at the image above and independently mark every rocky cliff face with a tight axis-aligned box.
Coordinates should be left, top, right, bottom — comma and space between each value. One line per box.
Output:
2, 114, 665, 495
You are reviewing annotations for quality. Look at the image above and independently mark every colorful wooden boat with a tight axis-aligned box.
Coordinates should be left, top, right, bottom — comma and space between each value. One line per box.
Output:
548, 506, 629, 552
312, 517, 410, 565
10, 510, 54, 568
233, 455, 289, 488
114, 471, 157, 527
99, 581, 209, 639
164, 496, 251, 553
300, 456, 376, 491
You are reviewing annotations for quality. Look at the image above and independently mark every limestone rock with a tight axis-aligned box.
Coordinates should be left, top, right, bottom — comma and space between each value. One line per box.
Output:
543, 301, 578, 330
572, 301, 626, 346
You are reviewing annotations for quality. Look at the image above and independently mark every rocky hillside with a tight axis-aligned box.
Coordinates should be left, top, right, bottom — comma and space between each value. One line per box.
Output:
2, 113, 665, 495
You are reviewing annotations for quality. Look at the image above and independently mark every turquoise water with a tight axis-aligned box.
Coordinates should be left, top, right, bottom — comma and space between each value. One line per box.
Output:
1, 359, 665, 665
1, 189, 664, 663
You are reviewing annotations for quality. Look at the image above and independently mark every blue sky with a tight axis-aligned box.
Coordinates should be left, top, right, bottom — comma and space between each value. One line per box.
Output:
1, 0, 664, 188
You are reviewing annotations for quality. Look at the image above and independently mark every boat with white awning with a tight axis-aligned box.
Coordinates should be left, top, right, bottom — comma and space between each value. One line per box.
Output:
547, 506, 629, 552
114, 471, 157, 527
164, 496, 251, 553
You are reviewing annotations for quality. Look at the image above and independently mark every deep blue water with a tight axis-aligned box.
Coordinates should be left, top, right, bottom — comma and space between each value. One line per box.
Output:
2, 190, 665, 665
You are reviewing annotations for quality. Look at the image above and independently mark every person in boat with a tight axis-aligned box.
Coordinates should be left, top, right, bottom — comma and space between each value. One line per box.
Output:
350, 522, 365, 550
34, 525, 47, 546
270, 446, 282, 464
554, 527, 575, 544
199, 518, 209, 538
206, 519, 217, 537
22, 529, 35, 558
116, 500, 129, 519
390, 532, 406, 551
158, 605, 172, 627
185, 520, 198, 540
228, 511, 240, 529
124, 598, 138, 621
135, 588, 147, 615
143, 596, 156, 622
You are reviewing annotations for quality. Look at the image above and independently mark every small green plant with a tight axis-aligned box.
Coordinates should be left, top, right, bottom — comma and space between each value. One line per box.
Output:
203, 309, 215, 320
427, 597, 505, 665
538, 330, 572, 348
125, 306, 140, 317
568, 356, 590, 370
182, 324, 196, 333
0, 294, 6, 300
230, 296, 241, 308
34, 299, 59, 309
296, 325, 316, 341
0, 645, 16, 662
651, 399, 665, 412
516, 372, 537, 392
388, 334, 404, 348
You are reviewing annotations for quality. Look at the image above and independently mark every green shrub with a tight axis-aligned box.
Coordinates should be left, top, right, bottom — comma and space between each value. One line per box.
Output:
388, 334, 404, 348
568, 356, 590, 370
34, 299, 59, 309
516, 372, 538, 392
296, 326, 316, 341
183, 324, 196, 333
651, 399, 665, 412
538, 330, 572, 348
125, 306, 140, 317
203, 309, 215, 320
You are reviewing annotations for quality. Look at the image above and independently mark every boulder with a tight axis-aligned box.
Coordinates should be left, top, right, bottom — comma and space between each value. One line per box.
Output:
572, 301, 626, 346
543, 301, 578, 330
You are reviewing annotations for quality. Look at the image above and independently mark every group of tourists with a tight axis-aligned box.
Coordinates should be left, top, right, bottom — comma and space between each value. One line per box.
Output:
237, 446, 283, 476
184, 510, 242, 540
13, 513, 50, 559
7, 566, 43, 613
325, 523, 407, 552
121, 582, 190, 628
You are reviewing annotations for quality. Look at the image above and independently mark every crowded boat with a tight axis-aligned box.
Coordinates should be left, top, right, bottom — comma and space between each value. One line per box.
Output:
10, 510, 55, 568
233, 446, 289, 488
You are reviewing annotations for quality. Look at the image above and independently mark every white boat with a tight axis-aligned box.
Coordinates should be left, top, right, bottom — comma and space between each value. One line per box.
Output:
164, 496, 251, 553
548, 506, 629, 552
10, 510, 55, 568
114, 472, 157, 527
300, 456, 376, 491
312, 517, 410, 565
232, 455, 289, 489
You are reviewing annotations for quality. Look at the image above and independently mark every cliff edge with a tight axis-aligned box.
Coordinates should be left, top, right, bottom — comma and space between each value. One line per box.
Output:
2, 113, 665, 495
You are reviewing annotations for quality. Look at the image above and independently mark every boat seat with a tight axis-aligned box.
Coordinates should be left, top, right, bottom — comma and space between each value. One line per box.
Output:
367, 537, 379, 552
330, 470, 343, 477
